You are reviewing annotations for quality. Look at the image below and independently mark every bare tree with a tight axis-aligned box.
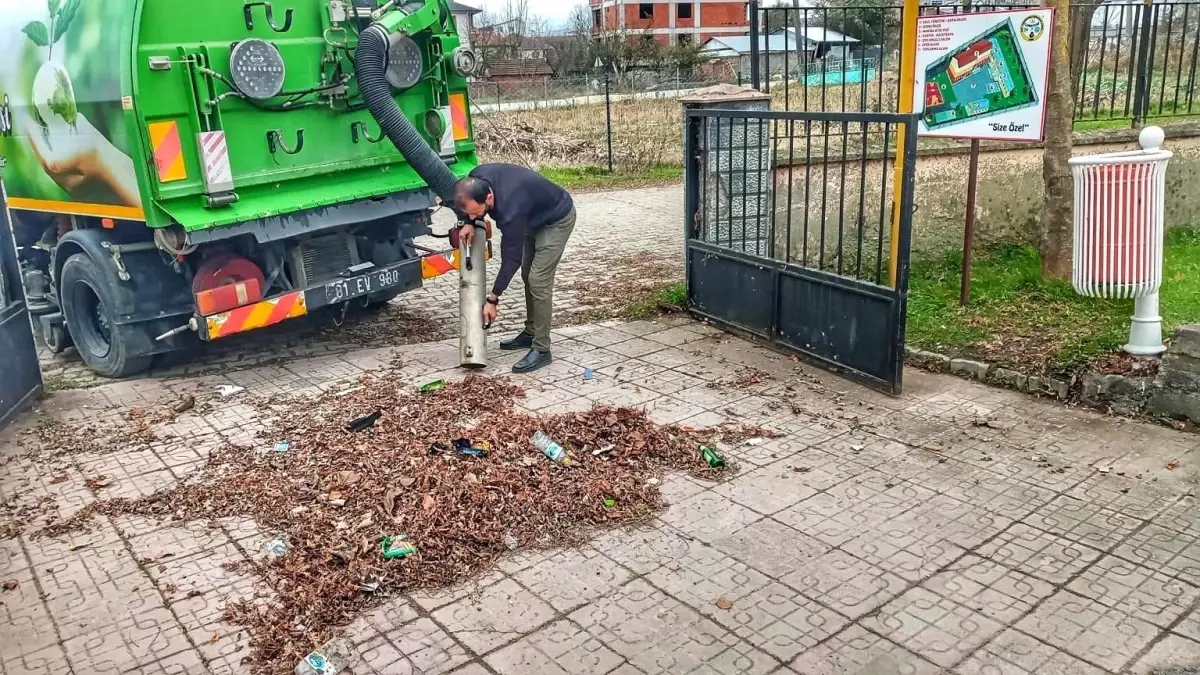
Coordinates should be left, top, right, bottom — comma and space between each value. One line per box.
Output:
567, 2, 592, 36
545, 3, 595, 76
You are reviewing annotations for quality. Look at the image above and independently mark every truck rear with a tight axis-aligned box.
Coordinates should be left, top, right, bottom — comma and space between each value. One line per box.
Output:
0, 0, 481, 377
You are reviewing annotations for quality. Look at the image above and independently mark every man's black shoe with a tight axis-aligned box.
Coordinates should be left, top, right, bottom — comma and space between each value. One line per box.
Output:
500, 332, 534, 351
513, 349, 552, 373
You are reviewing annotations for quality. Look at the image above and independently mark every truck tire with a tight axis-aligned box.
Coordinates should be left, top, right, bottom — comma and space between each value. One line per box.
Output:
59, 253, 152, 378
40, 321, 71, 354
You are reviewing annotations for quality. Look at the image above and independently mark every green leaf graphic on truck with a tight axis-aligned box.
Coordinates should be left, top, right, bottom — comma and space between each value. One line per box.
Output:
24, 0, 82, 129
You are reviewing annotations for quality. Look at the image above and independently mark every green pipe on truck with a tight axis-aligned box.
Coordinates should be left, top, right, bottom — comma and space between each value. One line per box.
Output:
0, 0, 480, 377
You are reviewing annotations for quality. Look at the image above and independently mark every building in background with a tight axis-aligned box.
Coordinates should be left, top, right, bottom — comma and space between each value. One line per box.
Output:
589, 0, 749, 46
698, 26, 865, 81
450, 1, 483, 49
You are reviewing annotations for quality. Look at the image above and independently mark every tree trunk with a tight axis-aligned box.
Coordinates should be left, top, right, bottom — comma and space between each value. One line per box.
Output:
1041, 0, 1075, 279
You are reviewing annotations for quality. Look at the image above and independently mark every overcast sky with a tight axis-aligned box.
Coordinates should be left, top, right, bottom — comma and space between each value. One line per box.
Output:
460, 0, 581, 29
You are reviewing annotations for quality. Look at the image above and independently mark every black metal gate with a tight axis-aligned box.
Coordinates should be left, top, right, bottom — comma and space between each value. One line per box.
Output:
683, 108, 918, 394
0, 185, 43, 428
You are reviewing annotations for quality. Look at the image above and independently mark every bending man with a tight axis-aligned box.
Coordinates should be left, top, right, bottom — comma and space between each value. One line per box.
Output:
455, 163, 575, 374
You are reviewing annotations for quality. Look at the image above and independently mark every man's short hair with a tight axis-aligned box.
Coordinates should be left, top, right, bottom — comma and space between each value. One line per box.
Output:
455, 176, 492, 205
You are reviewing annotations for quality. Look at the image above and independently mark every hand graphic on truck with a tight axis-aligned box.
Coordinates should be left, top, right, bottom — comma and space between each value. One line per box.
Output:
18, 109, 141, 207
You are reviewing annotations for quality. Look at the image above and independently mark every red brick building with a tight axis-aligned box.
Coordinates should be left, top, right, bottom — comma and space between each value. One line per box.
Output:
590, 0, 749, 46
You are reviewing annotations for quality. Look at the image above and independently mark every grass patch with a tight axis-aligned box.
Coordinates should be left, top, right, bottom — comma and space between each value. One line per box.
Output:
539, 165, 684, 192
625, 281, 687, 320
1074, 114, 1200, 133
906, 227, 1200, 375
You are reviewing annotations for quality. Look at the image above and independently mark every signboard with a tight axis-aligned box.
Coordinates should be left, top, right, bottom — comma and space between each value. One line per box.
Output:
914, 8, 1054, 141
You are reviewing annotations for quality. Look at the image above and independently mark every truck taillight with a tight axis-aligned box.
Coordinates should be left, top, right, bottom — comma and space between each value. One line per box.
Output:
196, 279, 263, 316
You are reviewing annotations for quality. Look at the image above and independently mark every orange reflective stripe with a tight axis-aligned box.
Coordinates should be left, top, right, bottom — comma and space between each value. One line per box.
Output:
421, 252, 457, 279
449, 92, 470, 141
205, 291, 307, 340
7, 198, 145, 220
148, 121, 187, 183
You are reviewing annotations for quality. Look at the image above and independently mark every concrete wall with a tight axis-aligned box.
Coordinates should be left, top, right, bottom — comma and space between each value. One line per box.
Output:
771, 126, 1200, 262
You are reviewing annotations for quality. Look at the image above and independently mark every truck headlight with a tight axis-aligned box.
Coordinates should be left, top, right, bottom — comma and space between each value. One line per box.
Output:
386, 34, 423, 90
229, 38, 286, 100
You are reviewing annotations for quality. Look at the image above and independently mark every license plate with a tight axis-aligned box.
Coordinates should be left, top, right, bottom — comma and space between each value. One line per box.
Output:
322, 266, 407, 305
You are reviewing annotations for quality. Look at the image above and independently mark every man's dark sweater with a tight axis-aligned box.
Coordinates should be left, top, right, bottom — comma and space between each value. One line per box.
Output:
468, 163, 573, 297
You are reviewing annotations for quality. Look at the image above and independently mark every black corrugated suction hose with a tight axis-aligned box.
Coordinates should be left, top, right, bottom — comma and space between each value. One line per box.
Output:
355, 24, 458, 204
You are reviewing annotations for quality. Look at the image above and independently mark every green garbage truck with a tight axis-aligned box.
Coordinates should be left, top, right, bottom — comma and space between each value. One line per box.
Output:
0, 0, 481, 377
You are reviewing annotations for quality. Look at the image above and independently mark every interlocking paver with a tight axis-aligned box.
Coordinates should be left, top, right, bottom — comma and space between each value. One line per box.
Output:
1014, 589, 1159, 671
645, 539, 771, 619
1115, 523, 1200, 585
590, 521, 695, 576
710, 581, 849, 662
781, 550, 907, 620
975, 523, 1103, 584
840, 521, 967, 584
659, 491, 762, 544
431, 577, 557, 655
712, 460, 819, 515
711, 517, 830, 579
861, 587, 1004, 668
485, 619, 623, 674
790, 624, 942, 675
1067, 554, 1200, 628
953, 628, 1107, 675
516, 547, 633, 612
920, 555, 1053, 624
1023, 495, 1144, 552
570, 579, 774, 674
942, 469, 1057, 521
1128, 633, 1200, 674
382, 616, 472, 674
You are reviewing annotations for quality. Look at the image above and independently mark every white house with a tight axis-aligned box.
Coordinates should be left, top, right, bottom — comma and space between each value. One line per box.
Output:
450, 1, 483, 49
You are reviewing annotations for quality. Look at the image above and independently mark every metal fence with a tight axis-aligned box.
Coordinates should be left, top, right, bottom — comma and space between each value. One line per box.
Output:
748, 1, 1200, 126
1073, 2, 1200, 122
468, 71, 737, 172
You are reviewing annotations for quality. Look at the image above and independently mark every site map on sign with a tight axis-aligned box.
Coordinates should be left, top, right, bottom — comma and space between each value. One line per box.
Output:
921, 17, 1039, 131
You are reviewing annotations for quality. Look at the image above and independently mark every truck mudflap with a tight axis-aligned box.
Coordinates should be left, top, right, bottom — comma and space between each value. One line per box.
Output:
200, 244, 492, 342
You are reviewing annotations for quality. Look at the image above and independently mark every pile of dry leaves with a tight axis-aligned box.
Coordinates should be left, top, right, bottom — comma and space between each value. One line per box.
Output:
475, 119, 602, 165
34, 374, 759, 673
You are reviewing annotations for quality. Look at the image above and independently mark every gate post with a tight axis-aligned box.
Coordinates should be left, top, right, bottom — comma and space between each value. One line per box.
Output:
680, 84, 773, 257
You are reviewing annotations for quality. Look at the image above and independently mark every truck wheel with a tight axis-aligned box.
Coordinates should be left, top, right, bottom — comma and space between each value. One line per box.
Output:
59, 254, 152, 378
40, 321, 71, 354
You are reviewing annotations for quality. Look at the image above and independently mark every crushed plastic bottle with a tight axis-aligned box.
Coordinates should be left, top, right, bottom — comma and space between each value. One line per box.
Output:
700, 445, 726, 468
504, 534, 519, 550
264, 539, 288, 558
531, 431, 566, 462
381, 535, 418, 560
295, 637, 354, 675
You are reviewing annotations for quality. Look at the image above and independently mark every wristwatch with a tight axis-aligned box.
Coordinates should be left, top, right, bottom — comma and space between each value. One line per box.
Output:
485, 295, 499, 306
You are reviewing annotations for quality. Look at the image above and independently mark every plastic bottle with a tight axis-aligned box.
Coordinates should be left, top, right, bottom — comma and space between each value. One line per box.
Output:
531, 431, 566, 462
294, 637, 354, 675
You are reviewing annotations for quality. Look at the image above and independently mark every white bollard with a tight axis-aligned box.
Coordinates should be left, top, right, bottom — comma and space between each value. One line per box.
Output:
1068, 126, 1172, 356
458, 230, 488, 369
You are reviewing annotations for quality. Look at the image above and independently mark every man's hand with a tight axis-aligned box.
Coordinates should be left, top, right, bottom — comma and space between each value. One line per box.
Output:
482, 301, 498, 327
458, 223, 475, 248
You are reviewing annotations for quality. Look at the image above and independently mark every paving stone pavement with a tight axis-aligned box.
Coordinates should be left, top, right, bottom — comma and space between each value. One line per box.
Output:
36, 185, 686, 390
6, 315, 1200, 675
